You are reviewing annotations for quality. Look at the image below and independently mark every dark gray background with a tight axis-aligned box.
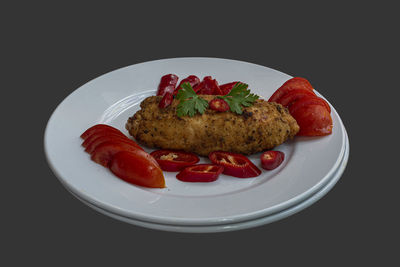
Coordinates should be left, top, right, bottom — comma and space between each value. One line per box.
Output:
3, 1, 398, 266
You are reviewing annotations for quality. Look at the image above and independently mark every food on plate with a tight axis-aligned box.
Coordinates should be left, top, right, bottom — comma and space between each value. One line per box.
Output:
268, 77, 333, 136
219, 81, 241, 95
261, 151, 285, 170
288, 95, 331, 114
80, 124, 165, 188
176, 164, 224, 182
268, 77, 313, 103
150, 149, 200, 172
85, 134, 142, 153
276, 88, 316, 107
209, 151, 261, 178
159, 92, 174, 109
90, 140, 145, 167
209, 98, 229, 112
174, 75, 201, 96
194, 76, 223, 95
156, 74, 178, 96
290, 104, 332, 136
81, 124, 124, 140
110, 151, 165, 188
126, 95, 299, 156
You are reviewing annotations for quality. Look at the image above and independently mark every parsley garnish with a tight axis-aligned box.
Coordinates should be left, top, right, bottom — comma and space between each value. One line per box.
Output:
176, 83, 209, 117
218, 82, 259, 114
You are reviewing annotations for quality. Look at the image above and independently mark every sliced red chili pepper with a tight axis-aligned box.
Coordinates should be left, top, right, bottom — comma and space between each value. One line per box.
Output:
150, 149, 200, 172
195, 76, 223, 95
209, 98, 229, 112
219, 81, 240, 95
156, 74, 178, 96
174, 75, 200, 95
176, 164, 224, 183
159, 92, 173, 108
261, 151, 285, 170
209, 151, 261, 178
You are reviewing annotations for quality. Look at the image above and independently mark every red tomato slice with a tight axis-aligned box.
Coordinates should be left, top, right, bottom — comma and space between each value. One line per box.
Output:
219, 81, 240, 95
80, 124, 123, 139
110, 151, 165, 188
176, 164, 224, 183
208, 151, 261, 178
150, 149, 199, 172
277, 88, 316, 107
85, 134, 143, 154
261, 151, 285, 170
291, 104, 333, 136
289, 95, 331, 114
81, 130, 127, 148
174, 75, 201, 96
195, 76, 223, 95
209, 98, 229, 112
268, 77, 313, 103
91, 141, 145, 167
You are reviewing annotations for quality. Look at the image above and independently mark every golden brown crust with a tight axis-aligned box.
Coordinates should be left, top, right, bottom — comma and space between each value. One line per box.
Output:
126, 95, 299, 156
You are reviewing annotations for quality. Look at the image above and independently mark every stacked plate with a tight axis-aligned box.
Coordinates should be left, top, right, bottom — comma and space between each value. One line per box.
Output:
45, 58, 349, 233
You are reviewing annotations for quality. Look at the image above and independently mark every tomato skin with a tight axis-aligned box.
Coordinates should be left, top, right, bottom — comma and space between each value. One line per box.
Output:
91, 141, 145, 167
209, 98, 229, 112
159, 92, 173, 108
261, 151, 285, 170
292, 104, 333, 136
174, 75, 201, 95
85, 134, 142, 154
156, 74, 179, 96
276, 88, 316, 107
80, 124, 124, 140
176, 164, 224, 183
195, 76, 223, 95
81, 130, 127, 148
289, 95, 331, 114
209, 151, 261, 178
110, 151, 165, 188
150, 149, 200, 172
268, 77, 313, 103
219, 81, 240, 95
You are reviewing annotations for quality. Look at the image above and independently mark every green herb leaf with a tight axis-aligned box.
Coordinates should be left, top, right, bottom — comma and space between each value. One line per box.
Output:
218, 82, 260, 114
176, 83, 209, 117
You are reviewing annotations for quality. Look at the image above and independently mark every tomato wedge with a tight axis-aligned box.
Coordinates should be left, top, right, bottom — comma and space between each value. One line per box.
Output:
276, 88, 316, 107
81, 130, 127, 148
291, 104, 333, 136
289, 95, 331, 114
150, 149, 199, 172
219, 81, 240, 95
91, 141, 145, 167
110, 151, 165, 188
85, 134, 142, 154
176, 164, 224, 183
195, 76, 223, 95
80, 124, 123, 140
268, 77, 313, 103
156, 74, 178, 96
174, 75, 201, 95
208, 151, 261, 178
261, 151, 285, 170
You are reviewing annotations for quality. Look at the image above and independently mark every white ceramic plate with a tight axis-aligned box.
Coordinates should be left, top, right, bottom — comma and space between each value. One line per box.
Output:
45, 57, 347, 226
69, 129, 349, 232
